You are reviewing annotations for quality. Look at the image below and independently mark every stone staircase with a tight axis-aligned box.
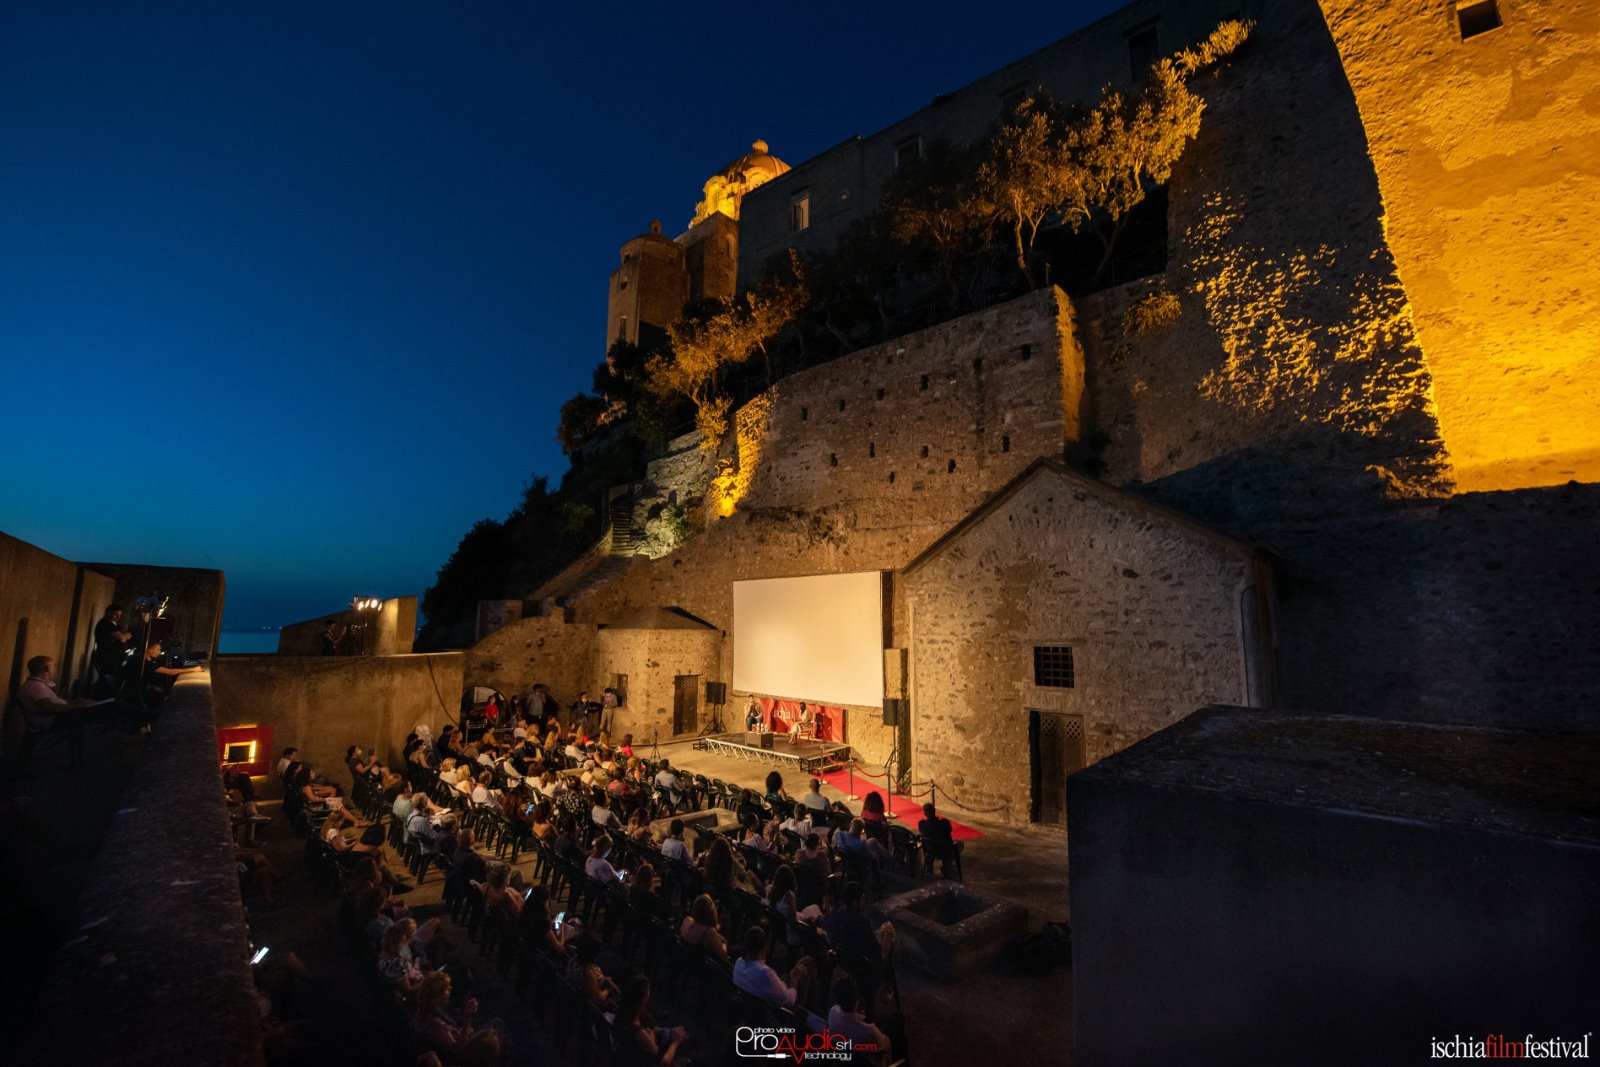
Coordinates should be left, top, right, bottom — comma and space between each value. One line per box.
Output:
606, 494, 638, 557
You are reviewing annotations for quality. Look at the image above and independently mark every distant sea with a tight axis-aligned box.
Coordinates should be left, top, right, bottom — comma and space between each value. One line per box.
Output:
218, 629, 281, 654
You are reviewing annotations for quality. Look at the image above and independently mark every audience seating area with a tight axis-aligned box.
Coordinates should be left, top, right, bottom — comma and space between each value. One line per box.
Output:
241, 722, 946, 1066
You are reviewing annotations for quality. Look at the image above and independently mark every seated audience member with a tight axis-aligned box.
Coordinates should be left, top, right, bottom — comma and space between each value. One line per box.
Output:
837, 818, 891, 872
629, 863, 672, 922
13, 656, 99, 766
827, 975, 893, 1065
734, 925, 815, 1009
585, 833, 622, 886
412, 971, 505, 1067
796, 832, 832, 878
518, 884, 577, 958
276, 746, 299, 779
780, 804, 812, 838
591, 791, 622, 831
800, 777, 831, 816
392, 782, 417, 819
407, 796, 442, 853
625, 805, 654, 843
613, 974, 688, 1066
566, 932, 620, 1010
660, 819, 690, 862
653, 759, 684, 808
377, 918, 425, 995
917, 801, 961, 877
529, 799, 558, 842
235, 843, 280, 907
679, 894, 729, 962
764, 770, 792, 808
471, 769, 498, 807
860, 790, 888, 828
482, 862, 524, 922
820, 881, 885, 967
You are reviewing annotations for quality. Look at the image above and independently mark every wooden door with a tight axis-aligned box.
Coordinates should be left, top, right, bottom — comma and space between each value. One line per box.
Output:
673, 675, 700, 736
1030, 710, 1085, 825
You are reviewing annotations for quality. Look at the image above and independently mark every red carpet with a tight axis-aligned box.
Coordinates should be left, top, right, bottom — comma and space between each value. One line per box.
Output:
816, 767, 984, 840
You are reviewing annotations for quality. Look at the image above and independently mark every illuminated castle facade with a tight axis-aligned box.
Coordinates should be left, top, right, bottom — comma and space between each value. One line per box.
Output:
485, 0, 1600, 828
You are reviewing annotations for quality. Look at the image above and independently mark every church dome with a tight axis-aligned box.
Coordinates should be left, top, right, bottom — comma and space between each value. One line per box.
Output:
691, 139, 790, 226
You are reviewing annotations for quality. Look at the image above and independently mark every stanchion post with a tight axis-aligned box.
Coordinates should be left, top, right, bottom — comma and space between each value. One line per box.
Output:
847, 760, 858, 801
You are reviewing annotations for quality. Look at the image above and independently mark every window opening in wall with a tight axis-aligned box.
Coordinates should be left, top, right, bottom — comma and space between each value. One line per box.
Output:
1033, 645, 1075, 688
876, 388, 885, 400
973, 357, 983, 373
1020, 344, 1032, 362
1030, 710, 1085, 825
800, 406, 808, 421
613, 674, 629, 704
617, 316, 627, 342
895, 136, 922, 170
1456, 0, 1502, 39
869, 442, 876, 458
830, 453, 838, 467
947, 459, 956, 473
1126, 20, 1159, 79
888, 471, 896, 484
1002, 435, 1011, 453
789, 190, 811, 233
921, 445, 929, 458
920, 374, 929, 390
839, 398, 847, 412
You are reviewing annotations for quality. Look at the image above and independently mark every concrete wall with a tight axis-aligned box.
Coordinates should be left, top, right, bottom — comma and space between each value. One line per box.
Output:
81, 561, 227, 660
212, 652, 464, 792
595, 625, 723, 741
1317, 0, 1600, 492
1069, 706, 1600, 1065
464, 614, 598, 708
1, 531, 124, 698
24, 671, 264, 1066
905, 465, 1261, 826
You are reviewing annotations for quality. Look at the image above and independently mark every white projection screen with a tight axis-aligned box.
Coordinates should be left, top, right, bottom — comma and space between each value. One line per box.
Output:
733, 572, 884, 708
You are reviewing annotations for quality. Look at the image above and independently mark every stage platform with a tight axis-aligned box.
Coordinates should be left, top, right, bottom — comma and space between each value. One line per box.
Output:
692, 732, 852, 774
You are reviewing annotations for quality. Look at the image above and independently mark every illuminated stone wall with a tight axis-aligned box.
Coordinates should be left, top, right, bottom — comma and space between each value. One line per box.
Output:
463, 613, 597, 709
1317, 0, 1600, 492
570, 288, 1081, 769
904, 463, 1263, 826
594, 624, 723, 742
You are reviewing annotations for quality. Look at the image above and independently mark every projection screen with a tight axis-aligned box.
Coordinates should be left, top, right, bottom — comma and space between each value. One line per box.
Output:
733, 572, 884, 708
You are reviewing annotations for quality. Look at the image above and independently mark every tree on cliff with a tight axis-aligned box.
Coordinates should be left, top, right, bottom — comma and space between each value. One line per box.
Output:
882, 138, 990, 308
980, 18, 1252, 287
646, 281, 803, 453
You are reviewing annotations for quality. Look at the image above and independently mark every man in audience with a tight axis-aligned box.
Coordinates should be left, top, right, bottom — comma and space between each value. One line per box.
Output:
660, 819, 690, 862
653, 758, 684, 809
801, 778, 831, 816
277, 746, 298, 779
827, 975, 892, 1064
138, 640, 201, 713
392, 781, 416, 820
917, 801, 961, 878
13, 655, 99, 767
734, 925, 815, 1010
819, 881, 883, 964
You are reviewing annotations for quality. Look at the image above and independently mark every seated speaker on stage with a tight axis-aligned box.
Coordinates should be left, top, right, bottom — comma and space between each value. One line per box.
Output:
745, 698, 762, 732
788, 702, 815, 745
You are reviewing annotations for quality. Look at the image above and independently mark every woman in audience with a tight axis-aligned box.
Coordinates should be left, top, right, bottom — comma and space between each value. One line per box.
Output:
483, 862, 523, 922
377, 918, 424, 996
529, 799, 558, 842
412, 971, 504, 1067
518, 884, 576, 957
565, 932, 620, 1010
625, 805, 654, 843
797, 832, 832, 878
618, 733, 635, 758
740, 814, 771, 853
628, 862, 672, 923
827, 975, 893, 1066
613, 973, 689, 1065
703, 835, 763, 896
736, 789, 766, 826
678, 893, 729, 962
860, 790, 888, 828
766, 863, 801, 925
765, 770, 792, 808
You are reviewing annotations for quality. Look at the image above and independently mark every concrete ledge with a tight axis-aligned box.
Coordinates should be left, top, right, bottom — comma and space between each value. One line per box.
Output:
25, 672, 264, 1066
1069, 705, 1600, 1067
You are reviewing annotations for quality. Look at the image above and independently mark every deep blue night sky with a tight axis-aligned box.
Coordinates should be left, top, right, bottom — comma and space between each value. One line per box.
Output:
0, 1, 1122, 629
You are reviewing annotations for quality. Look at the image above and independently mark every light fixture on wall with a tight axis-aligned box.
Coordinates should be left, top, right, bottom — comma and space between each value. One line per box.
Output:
349, 596, 382, 655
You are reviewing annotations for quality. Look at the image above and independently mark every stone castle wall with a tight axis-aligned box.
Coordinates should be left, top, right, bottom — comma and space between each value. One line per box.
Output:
1317, 0, 1600, 492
